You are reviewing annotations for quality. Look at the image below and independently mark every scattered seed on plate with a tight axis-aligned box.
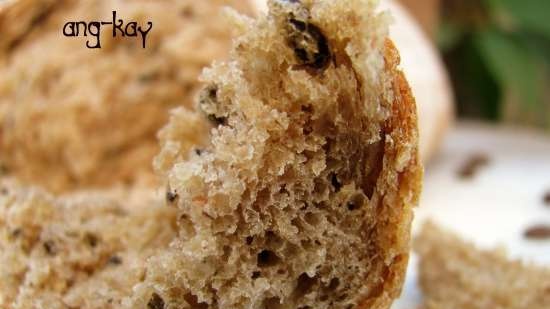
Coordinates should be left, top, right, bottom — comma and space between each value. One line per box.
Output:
457, 153, 490, 180
543, 191, 550, 206
524, 225, 550, 240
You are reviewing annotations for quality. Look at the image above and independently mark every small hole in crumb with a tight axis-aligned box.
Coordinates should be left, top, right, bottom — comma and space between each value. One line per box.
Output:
347, 194, 365, 211
328, 278, 340, 290
295, 273, 317, 297
147, 292, 164, 309
43, 240, 57, 256
246, 236, 254, 245
264, 297, 282, 309
257, 250, 280, 267
304, 212, 320, 226
183, 293, 207, 309
223, 246, 232, 259
330, 173, 342, 192
338, 293, 349, 301
301, 105, 313, 113
252, 271, 261, 279
84, 232, 99, 248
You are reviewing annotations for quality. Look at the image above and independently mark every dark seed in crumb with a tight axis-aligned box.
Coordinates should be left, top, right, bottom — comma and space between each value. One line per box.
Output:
203, 85, 218, 102
287, 16, 331, 72
246, 236, 254, 245
199, 85, 227, 126
84, 233, 99, 248
147, 292, 165, 309
330, 173, 342, 192
207, 114, 227, 126
524, 225, 550, 240
457, 153, 490, 179
108, 255, 122, 265
195, 148, 203, 156
43, 240, 57, 256
180, 6, 194, 18
166, 190, 178, 203
138, 72, 159, 83
11, 228, 22, 238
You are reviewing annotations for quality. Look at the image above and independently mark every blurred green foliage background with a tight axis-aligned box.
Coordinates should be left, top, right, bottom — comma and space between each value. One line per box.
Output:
439, 0, 550, 128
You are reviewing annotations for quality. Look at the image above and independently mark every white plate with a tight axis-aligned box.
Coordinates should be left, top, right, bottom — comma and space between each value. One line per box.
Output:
393, 122, 550, 308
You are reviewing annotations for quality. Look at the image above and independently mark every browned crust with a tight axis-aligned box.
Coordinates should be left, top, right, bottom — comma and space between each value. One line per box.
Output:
358, 39, 422, 309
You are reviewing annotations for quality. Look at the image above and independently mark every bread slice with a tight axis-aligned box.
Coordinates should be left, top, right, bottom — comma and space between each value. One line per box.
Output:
415, 222, 550, 309
0, 180, 177, 309
130, 1, 421, 308
0, 0, 249, 193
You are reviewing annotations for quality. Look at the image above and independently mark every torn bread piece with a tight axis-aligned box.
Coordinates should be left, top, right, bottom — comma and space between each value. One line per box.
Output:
416, 222, 550, 309
131, 1, 421, 308
0, 180, 177, 309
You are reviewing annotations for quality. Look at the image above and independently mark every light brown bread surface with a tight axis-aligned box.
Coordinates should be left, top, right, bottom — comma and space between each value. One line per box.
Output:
130, 1, 421, 308
416, 222, 550, 309
0, 0, 249, 193
0, 180, 177, 309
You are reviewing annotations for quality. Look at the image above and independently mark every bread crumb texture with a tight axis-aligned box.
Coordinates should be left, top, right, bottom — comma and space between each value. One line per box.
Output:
415, 222, 550, 309
133, 1, 421, 308
0, 179, 177, 309
0, 0, 249, 193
